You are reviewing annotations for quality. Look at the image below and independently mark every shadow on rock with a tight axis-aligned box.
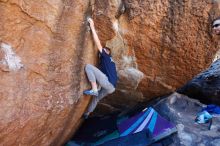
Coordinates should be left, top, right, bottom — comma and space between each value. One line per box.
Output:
178, 59, 220, 105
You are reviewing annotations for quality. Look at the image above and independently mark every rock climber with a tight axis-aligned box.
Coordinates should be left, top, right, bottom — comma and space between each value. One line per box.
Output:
212, 16, 220, 35
83, 18, 118, 119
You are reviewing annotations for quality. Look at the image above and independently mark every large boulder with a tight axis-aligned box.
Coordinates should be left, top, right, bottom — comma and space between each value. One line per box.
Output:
95, 0, 220, 99
95, 0, 220, 113
0, 0, 219, 146
0, 0, 95, 146
178, 59, 220, 105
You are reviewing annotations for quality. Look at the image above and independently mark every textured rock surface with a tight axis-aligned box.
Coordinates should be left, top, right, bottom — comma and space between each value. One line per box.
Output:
0, 0, 220, 146
96, 0, 220, 113
0, 0, 95, 146
153, 92, 220, 146
178, 59, 220, 105
109, 0, 220, 98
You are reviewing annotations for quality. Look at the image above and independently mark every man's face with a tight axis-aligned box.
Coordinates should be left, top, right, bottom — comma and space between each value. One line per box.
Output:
213, 19, 220, 35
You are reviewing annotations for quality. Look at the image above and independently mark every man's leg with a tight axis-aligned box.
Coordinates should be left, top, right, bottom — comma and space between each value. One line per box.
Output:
85, 64, 112, 88
83, 64, 115, 117
84, 88, 108, 116
85, 64, 99, 90
84, 64, 105, 96
85, 78, 115, 116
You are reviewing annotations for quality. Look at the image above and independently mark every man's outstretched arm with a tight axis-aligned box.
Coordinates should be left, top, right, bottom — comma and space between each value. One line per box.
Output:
88, 18, 103, 53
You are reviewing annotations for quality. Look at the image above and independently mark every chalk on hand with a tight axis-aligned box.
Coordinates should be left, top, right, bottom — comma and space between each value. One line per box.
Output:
88, 17, 94, 23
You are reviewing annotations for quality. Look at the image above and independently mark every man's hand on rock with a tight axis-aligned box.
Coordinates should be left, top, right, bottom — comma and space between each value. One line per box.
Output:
88, 18, 94, 28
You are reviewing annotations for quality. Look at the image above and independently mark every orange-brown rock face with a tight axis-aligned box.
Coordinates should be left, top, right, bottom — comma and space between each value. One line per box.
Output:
0, 0, 95, 146
0, 0, 219, 146
94, 0, 220, 99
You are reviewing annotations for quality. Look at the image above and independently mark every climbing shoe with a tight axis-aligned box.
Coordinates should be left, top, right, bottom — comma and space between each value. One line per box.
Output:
82, 113, 89, 120
83, 89, 98, 96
